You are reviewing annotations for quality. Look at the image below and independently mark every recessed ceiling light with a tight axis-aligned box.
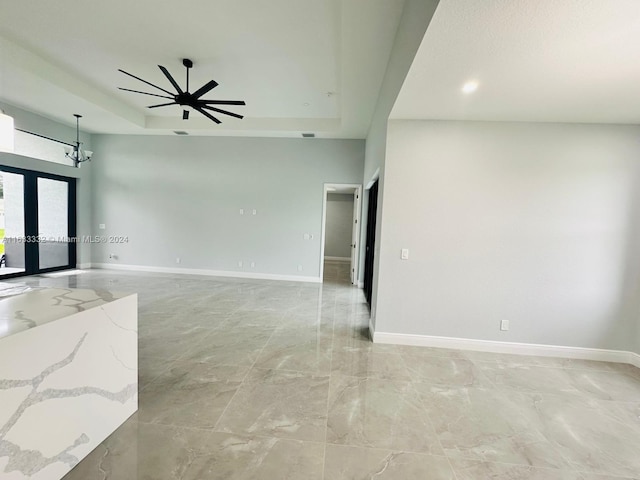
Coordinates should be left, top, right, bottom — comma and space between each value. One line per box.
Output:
462, 81, 479, 94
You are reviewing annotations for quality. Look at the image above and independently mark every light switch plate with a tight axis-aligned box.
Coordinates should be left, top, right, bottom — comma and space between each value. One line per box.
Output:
401, 248, 409, 260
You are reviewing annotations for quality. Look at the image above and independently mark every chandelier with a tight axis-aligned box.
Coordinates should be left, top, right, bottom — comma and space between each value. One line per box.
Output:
63, 114, 92, 167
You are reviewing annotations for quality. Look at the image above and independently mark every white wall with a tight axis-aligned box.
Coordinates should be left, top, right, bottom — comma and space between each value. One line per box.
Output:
325, 193, 354, 258
90, 135, 364, 279
361, 0, 440, 296
0, 102, 93, 265
376, 120, 640, 352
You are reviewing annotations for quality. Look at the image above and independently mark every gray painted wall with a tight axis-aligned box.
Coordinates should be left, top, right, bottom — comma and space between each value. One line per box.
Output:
377, 120, 640, 352
90, 135, 364, 279
0, 102, 93, 265
325, 193, 354, 258
361, 0, 440, 311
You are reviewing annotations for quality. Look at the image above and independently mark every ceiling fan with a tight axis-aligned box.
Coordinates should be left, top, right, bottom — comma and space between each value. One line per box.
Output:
118, 58, 245, 124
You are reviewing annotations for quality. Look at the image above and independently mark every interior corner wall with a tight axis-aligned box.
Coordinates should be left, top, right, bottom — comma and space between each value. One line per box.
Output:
90, 135, 364, 279
360, 0, 440, 309
0, 102, 93, 265
376, 119, 640, 352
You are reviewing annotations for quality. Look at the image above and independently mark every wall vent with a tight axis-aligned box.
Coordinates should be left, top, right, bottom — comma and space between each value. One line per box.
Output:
173, 130, 189, 135
302, 133, 315, 138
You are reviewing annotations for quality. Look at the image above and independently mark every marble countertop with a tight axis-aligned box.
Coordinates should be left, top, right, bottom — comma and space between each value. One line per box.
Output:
0, 285, 127, 340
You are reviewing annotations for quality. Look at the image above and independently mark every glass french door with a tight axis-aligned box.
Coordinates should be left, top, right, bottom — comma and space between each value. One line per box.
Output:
0, 165, 76, 278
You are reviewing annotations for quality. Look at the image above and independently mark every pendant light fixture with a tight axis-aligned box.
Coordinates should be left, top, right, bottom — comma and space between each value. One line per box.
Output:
63, 114, 92, 167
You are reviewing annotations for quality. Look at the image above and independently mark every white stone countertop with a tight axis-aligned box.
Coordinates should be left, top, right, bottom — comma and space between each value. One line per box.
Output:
0, 284, 126, 340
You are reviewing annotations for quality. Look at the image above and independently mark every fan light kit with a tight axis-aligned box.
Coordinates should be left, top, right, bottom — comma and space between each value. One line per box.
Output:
119, 58, 246, 124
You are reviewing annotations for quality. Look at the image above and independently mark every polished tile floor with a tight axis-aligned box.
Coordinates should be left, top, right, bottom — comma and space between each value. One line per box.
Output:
10, 265, 640, 479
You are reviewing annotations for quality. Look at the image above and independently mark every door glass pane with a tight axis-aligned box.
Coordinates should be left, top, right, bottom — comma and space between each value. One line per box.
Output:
38, 177, 69, 269
0, 171, 26, 277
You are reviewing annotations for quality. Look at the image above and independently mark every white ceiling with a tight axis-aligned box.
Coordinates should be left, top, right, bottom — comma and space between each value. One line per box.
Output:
392, 0, 640, 124
0, 0, 405, 137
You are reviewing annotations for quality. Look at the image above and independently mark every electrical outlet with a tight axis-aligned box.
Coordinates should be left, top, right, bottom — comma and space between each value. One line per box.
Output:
239, 209, 244, 215
99, 224, 105, 230
500, 319, 510, 331
297, 264, 303, 271
238, 261, 243, 268
250, 262, 255, 268
176, 257, 181, 264
252, 209, 257, 215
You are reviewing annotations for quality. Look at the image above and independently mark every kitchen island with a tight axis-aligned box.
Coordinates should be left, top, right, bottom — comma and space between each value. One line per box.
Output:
0, 285, 137, 480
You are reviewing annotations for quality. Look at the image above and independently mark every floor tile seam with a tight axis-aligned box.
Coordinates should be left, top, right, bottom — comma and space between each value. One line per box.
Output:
247, 364, 332, 376
325, 438, 453, 457
210, 326, 278, 431
469, 359, 599, 374
138, 354, 197, 393
410, 379, 506, 396
488, 381, 598, 398
446, 455, 637, 479
140, 362, 256, 391
244, 366, 331, 383
137, 418, 328, 446
395, 352, 426, 384
322, 307, 338, 477
406, 372, 456, 477
322, 443, 455, 459
399, 352, 467, 361
156, 327, 220, 366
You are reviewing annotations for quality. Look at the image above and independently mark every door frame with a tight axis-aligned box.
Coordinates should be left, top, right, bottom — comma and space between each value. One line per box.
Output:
0, 164, 77, 279
319, 183, 362, 285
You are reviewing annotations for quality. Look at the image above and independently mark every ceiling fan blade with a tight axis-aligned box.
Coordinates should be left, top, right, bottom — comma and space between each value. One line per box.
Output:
147, 102, 178, 108
191, 80, 219, 99
158, 65, 183, 94
183, 110, 190, 120
195, 107, 221, 124
201, 105, 244, 119
199, 100, 246, 105
119, 88, 175, 99
118, 69, 174, 96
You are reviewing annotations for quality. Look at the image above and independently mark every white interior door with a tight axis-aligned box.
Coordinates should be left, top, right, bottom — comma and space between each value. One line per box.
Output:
349, 189, 360, 285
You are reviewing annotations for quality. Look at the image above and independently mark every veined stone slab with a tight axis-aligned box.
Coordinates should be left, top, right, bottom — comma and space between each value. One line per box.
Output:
0, 288, 138, 479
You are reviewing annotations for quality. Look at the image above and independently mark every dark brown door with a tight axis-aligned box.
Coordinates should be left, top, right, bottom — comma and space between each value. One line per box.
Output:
363, 180, 378, 305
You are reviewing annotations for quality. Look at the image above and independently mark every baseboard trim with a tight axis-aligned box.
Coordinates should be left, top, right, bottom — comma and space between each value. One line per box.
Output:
91, 263, 322, 283
324, 256, 350, 263
368, 317, 375, 341
373, 331, 639, 366
357, 281, 364, 288
77, 263, 92, 269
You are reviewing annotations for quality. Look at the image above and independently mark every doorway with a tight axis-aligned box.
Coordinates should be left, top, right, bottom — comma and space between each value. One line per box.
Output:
363, 179, 378, 304
0, 165, 76, 279
320, 183, 362, 285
